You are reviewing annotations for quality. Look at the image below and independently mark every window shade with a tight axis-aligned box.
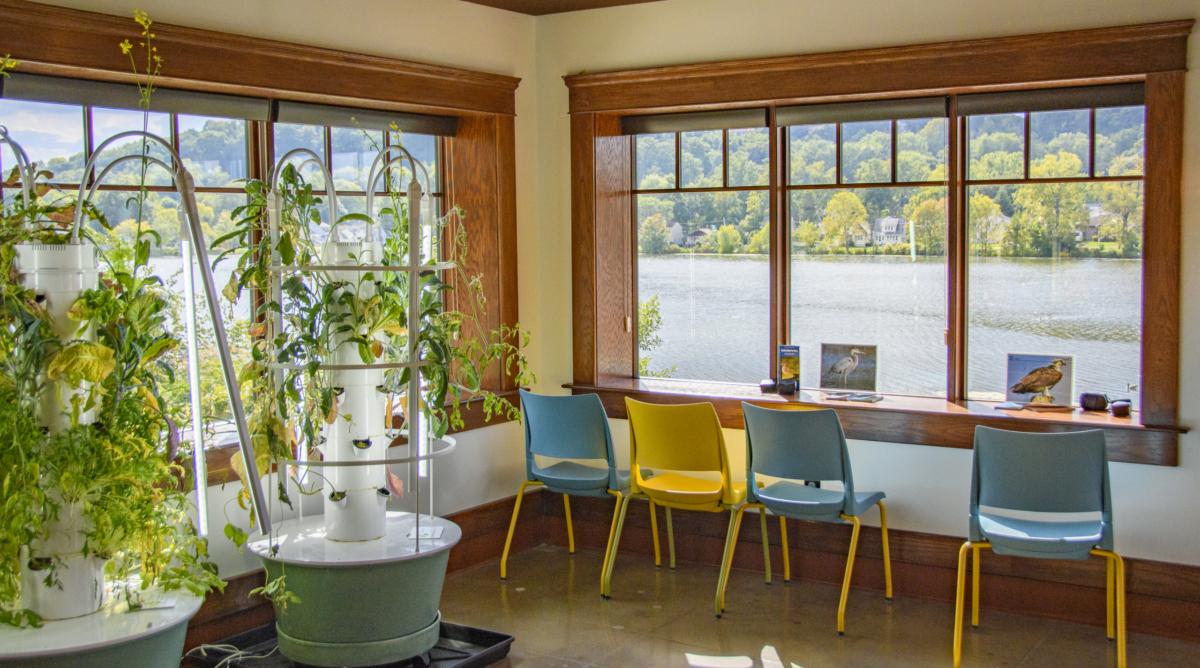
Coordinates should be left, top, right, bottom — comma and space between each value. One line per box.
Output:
776, 97, 948, 126
621, 108, 768, 135
0, 72, 271, 121
957, 83, 1144, 116
275, 101, 457, 137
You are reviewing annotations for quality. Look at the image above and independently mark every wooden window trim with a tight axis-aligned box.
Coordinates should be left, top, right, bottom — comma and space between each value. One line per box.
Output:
566, 21, 1190, 466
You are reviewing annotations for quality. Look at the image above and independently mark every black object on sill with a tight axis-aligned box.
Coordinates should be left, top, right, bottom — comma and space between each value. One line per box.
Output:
777, 379, 797, 395
760, 379, 777, 394
186, 622, 514, 668
1110, 399, 1132, 418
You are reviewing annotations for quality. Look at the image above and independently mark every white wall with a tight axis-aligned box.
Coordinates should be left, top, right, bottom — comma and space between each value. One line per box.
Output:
533, 0, 1200, 566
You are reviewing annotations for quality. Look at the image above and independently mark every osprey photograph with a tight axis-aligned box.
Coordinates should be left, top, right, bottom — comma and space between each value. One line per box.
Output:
1005, 354, 1076, 405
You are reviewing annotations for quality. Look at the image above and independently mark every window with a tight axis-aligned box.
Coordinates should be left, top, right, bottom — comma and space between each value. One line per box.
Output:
628, 86, 1149, 406
634, 125, 770, 383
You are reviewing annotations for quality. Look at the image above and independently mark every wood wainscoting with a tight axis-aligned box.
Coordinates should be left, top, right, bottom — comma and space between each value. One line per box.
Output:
187, 488, 1200, 650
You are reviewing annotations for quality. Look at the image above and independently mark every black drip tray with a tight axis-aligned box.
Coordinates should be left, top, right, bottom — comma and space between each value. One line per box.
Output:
187, 622, 513, 668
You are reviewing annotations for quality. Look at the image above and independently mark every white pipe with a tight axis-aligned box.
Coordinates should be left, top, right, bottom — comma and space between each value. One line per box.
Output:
0, 126, 35, 227
179, 211, 208, 536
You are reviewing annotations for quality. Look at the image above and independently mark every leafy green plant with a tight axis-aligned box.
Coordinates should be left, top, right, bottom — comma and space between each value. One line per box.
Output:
0, 13, 223, 628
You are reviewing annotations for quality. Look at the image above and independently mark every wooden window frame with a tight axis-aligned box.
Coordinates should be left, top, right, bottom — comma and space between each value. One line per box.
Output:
3, 0, 523, 485
565, 21, 1191, 466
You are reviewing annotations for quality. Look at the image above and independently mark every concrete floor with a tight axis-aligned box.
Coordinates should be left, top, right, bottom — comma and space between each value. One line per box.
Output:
439, 545, 1200, 668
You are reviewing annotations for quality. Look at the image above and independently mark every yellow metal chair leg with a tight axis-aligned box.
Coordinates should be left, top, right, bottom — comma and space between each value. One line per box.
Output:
602, 493, 636, 598
878, 502, 892, 600
779, 516, 790, 582
600, 490, 623, 593
971, 545, 981, 628
649, 500, 661, 567
759, 508, 772, 585
500, 480, 541, 580
1093, 549, 1126, 668
563, 494, 575, 555
837, 514, 861, 636
953, 541, 972, 668
665, 507, 676, 570
715, 505, 745, 617
1106, 554, 1115, 641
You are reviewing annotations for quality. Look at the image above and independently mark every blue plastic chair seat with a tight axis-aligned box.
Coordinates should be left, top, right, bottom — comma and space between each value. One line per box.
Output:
532, 461, 633, 496
757, 480, 885, 522
978, 512, 1104, 560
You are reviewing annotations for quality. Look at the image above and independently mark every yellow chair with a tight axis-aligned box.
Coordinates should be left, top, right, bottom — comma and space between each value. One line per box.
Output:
601, 398, 747, 599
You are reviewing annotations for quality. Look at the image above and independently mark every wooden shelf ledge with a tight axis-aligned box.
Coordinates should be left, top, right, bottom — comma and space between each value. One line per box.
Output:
565, 379, 1184, 466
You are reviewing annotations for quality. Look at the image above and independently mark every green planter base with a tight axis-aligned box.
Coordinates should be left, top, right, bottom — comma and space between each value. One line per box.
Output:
250, 513, 462, 668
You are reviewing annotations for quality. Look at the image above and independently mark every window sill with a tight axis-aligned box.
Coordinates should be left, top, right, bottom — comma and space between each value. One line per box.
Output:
202, 390, 520, 488
564, 378, 1185, 466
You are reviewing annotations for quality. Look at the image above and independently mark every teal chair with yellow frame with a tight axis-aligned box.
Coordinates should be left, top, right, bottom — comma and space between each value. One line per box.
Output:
953, 426, 1124, 668
602, 398, 747, 599
501, 390, 661, 590
717, 403, 892, 629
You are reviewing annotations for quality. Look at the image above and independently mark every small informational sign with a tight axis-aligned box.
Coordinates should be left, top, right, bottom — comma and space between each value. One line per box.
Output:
820, 343, 877, 392
777, 345, 800, 394
408, 526, 444, 540
1005, 353, 1075, 405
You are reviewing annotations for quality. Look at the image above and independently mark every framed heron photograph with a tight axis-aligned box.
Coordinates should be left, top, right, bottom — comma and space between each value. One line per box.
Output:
1005, 353, 1076, 405
819, 344, 878, 392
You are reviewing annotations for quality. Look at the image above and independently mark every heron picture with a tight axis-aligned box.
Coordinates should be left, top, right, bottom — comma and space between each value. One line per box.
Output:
820, 344, 878, 392
1005, 353, 1075, 405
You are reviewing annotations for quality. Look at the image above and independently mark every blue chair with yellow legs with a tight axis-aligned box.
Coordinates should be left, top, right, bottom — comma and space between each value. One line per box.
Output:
717, 404, 892, 632
954, 427, 1124, 668
500, 390, 658, 590
602, 399, 746, 600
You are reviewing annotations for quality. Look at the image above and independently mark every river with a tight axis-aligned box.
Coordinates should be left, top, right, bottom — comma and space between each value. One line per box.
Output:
637, 253, 1142, 404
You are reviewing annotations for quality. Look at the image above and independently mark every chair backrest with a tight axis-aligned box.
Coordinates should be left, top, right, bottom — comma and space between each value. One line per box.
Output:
520, 390, 616, 483
625, 398, 729, 483
971, 427, 1110, 515
742, 404, 854, 503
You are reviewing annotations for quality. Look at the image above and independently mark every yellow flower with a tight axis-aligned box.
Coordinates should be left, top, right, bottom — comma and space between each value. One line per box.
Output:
120, 40, 133, 55
134, 10, 152, 30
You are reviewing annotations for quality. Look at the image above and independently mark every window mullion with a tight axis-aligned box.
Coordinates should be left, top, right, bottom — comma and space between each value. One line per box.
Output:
947, 96, 967, 402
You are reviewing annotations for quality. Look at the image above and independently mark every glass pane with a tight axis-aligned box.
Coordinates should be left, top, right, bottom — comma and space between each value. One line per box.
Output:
636, 191, 769, 383
272, 123, 327, 190
93, 190, 180, 258
728, 127, 768, 187
635, 133, 675, 189
1095, 106, 1145, 176
680, 130, 721, 188
897, 118, 947, 182
389, 131, 440, 193
789, 186, 947, 396
967, 181, 1142, 405
788, 124, 836, 186
91, 108, 173, 186
331, 127, 382, 192
841, 120, 891, 184
1030, 109, 1089, 177
0, 99, 85, 182
968, 113, 1025, 180
178, 116, 246, 188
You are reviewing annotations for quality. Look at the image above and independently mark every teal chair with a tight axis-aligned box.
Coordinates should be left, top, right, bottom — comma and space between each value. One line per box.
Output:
501, 390, 660, 589
716, 404, 892, 633
953, 427, 1125, 668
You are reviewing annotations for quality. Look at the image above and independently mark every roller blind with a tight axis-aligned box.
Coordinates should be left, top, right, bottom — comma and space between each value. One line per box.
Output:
275, 101, 457, 137
956, 83, 1145, 116
0, 72, 271, 121
621, 108, 768, 135
776, 97, 948, 127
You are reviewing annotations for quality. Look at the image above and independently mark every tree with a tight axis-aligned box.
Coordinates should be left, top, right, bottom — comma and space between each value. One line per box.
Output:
639, 213, 671, 255
744, 225, 770, 254
969, 193, 1003, 256
716, 224, 742, 254
792, 222, 820, 252
637, 296, 675, 378
1016, 152, 1087, 257
821, 192, 867, 253
1098, 155, 1144, 257
909, 197, 947, 255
